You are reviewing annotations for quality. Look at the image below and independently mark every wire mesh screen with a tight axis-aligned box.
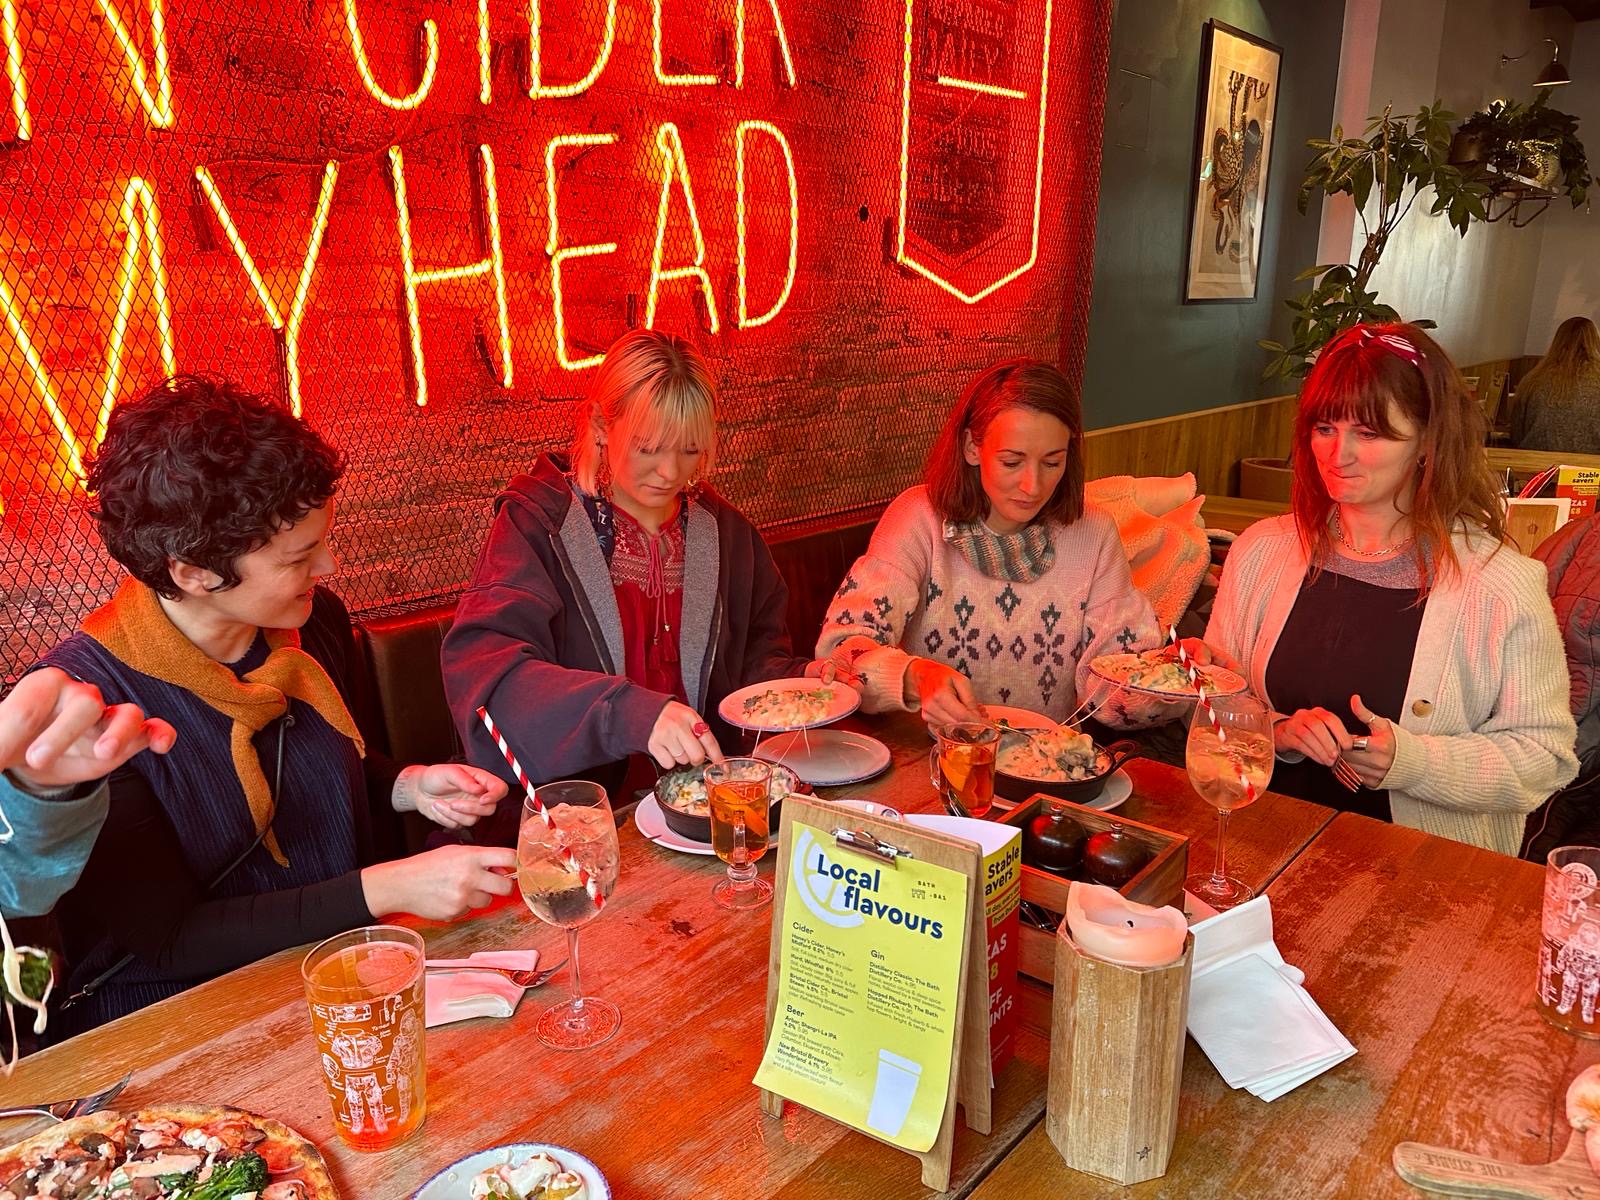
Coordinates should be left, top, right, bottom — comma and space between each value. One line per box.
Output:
0, 0, 1111, 680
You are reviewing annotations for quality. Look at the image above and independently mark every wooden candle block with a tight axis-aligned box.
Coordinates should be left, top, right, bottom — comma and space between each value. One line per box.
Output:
1046, 930, 1193, 1185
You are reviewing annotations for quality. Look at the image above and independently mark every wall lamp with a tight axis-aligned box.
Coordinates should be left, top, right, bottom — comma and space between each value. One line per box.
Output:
1500, 37, 1571, 89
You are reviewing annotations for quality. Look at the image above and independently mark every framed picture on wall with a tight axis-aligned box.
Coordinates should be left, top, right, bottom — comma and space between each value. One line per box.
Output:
1183, 20, 1282, 303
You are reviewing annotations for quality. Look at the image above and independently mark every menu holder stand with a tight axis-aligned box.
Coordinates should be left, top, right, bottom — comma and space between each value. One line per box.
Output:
759, 795, 991, 1192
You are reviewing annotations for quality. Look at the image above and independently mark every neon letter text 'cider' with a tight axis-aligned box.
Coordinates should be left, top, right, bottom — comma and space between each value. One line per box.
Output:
345, 0, 438, 110
735, 0, 796, 88
530, 0, 617, 97
653, 0, 718, 85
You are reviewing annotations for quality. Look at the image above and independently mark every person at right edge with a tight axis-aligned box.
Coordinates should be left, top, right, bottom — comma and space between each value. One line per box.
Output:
1525, 513, 1600, 860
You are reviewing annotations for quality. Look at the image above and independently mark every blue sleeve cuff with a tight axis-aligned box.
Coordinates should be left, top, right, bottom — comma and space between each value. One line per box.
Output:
0, 773, 111, 917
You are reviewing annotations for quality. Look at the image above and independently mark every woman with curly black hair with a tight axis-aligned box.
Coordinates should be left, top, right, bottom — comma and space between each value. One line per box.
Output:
18, 375, 515, 1033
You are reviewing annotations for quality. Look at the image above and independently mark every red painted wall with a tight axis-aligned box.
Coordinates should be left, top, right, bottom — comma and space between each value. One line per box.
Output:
0, 0, 1111, 676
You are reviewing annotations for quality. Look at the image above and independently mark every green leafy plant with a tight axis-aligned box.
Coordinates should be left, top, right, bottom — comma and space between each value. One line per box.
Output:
1260, 102, 1491, 379
1454, 92, 1591, 205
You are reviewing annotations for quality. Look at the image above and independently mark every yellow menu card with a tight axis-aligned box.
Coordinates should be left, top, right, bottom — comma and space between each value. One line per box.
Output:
753, 821, 969, 1153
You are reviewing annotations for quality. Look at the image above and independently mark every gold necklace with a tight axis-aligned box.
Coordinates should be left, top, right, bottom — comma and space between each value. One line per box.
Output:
1333, 510, 1414, 558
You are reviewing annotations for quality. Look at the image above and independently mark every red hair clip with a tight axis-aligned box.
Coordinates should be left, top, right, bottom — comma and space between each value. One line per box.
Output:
1350, 325, 1424, 370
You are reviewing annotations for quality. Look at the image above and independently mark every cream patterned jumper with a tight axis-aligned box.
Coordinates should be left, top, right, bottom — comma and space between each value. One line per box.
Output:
1207, 514, 1578, 856
816, 486, 1165, 726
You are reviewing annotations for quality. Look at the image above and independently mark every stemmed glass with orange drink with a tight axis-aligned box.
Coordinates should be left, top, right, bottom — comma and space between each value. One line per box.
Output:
706, 758, 774, 909
929, 723, 999, 817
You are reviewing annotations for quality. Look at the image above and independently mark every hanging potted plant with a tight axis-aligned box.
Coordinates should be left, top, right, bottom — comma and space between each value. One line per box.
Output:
1451, 93, 1591, 202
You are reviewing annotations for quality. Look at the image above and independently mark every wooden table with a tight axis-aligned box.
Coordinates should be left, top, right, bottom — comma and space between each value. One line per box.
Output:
967, 812, 1600, 1199
11, 712, 1569, 1200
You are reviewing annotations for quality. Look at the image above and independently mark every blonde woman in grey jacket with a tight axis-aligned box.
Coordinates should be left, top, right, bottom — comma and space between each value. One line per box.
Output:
1202, 324, 1576, 856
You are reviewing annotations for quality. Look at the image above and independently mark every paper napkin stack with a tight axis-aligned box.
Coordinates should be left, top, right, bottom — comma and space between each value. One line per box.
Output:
1185, 896, 1355, 1101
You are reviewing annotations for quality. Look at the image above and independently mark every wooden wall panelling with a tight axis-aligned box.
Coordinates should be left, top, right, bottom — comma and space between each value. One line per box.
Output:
1083, 395, 1297, 497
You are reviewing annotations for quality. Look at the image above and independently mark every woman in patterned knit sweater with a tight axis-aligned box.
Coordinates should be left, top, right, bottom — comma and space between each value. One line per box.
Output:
1203, 323, 1577, 855
817, 359, 1164, 728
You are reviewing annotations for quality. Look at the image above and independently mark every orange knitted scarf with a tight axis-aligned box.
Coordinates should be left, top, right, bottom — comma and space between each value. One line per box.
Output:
81, 580, 364, 867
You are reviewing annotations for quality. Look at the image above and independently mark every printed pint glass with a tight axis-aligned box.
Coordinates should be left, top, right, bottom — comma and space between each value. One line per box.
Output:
302, 925, 427, 1149
1538, 846, 1600, 1038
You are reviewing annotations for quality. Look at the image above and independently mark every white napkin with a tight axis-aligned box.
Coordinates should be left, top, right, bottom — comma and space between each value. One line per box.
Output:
1185, 895, 1355, 1101
423, 950, 541, 1029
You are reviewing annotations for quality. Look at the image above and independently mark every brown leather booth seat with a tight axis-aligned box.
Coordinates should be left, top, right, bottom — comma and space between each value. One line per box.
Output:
351, 603, 461, 764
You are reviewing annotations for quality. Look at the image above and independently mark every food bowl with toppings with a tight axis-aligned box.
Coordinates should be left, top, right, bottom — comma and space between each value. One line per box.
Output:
994, 725, 1141, 805
653, 761, 804, 842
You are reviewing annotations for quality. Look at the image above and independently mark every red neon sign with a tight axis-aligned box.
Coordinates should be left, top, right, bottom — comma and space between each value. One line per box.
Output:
0, 0, 1107, 666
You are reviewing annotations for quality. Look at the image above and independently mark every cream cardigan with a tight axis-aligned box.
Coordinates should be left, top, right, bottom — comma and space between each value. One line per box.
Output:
1206, 515, 1577, 856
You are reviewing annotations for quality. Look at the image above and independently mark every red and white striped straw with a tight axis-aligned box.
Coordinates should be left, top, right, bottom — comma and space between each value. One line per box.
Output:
1167, 627, 1256, 805
476, 706, 603, 909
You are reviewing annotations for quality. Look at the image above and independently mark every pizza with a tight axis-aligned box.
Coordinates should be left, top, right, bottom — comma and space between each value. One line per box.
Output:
0, 1103, 337, 1200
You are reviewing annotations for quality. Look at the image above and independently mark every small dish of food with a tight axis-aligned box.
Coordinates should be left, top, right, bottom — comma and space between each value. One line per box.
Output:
994, 726, 1141, 805
414, 1142, 609, 1200
653, 761, 803, 842
717, 678, 861, 731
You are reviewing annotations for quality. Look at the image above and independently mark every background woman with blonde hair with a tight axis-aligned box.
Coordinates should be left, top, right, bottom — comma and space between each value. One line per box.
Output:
1204, 322, 1576, 853
445, 329, 824, 794
1514, 316, 1600, 453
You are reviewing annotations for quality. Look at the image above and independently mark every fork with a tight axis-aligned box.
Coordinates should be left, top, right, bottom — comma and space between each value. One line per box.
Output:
1331, 756, 1363, 793
424, 959, 566, 989
0, 1070, 131, 1122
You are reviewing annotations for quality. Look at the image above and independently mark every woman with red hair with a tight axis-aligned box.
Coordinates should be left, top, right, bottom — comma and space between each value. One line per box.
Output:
1204, 323, 1577, 853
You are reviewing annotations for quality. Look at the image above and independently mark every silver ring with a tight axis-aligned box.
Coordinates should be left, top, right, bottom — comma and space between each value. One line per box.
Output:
1352, 736, 1369, 752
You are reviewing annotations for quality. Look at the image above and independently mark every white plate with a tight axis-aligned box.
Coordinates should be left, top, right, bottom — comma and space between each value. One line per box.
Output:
633, 794, 714, 856
1088, 652, 1248, 700
753, 729, 892, 786
718, 677, 861, 732
1082, 768, 1133, 812
413, 1142, 610, 1200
